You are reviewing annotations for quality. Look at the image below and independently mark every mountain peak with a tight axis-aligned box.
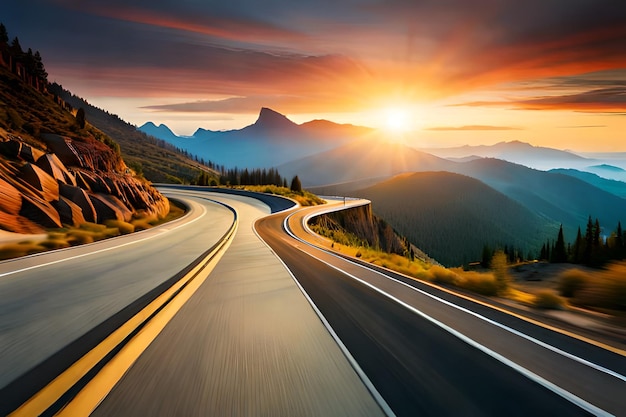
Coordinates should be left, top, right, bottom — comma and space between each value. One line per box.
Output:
139, 121, 157, 129
254, 107, 296, 129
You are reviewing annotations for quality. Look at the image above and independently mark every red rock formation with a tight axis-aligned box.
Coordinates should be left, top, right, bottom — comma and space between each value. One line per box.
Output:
0, 177, 21, 215
0, 211, 45, 234
19, 195, 62, 229
88, 193, 132, 222
0, 133, 169, 235
0, 138, 44, 163
59, 183, 97, 223
18, 163, 59, 202
53, 197, 86, 227
36, 153, 77, 186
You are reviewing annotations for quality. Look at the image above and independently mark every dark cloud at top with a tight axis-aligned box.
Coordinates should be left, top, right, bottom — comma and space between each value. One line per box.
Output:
1, 0, 625, 110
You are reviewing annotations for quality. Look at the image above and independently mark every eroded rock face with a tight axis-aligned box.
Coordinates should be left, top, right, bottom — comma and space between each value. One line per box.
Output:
36, 153, 77, 186
0, 133, 170, 235
0, 177, 21, 215
42, 134, 126, 173
0, 138, 45, 163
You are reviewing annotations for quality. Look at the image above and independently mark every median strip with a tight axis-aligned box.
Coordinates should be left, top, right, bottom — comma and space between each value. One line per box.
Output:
9, 217, 237, 417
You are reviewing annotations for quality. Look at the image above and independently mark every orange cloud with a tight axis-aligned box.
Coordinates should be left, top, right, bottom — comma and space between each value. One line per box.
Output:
451, 87, 626, 112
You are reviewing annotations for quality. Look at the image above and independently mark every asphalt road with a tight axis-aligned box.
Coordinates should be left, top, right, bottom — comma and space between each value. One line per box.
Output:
254, 200, 626, 416
3, 189, 624, 416
93, 190, 384, 417
0, 190, 235, 414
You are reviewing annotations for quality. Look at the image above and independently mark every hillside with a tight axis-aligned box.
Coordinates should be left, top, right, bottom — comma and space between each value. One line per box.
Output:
50, 84, 214, 184
0, 38, 169, 235
290, 138, 626, 248
449, 158, 626, 240
357, 172, 557, 266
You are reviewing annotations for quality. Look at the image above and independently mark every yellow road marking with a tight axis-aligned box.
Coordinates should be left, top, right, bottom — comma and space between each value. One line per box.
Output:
10, 221, 236, 417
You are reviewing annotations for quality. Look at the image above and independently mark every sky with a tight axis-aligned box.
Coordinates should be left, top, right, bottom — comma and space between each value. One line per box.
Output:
2, 0, 626, 151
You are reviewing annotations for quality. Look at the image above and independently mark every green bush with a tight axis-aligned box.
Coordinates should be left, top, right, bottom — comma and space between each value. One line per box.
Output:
533, 290, 563, 310
557, 269, 588, 298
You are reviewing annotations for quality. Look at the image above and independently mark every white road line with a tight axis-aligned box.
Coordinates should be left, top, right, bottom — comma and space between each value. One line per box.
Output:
0, 199, 206, 279
252, 221, 395, 417
282, 212, 613, 417
300, 209, 626, 383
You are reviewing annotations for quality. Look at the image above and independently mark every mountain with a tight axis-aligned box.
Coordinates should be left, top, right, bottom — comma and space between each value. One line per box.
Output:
584, 164, 626, 182
288, 139, 626, 246
423, 140, 592, 171
356, 172, 556, 266
549, 169, 626, 199
139, 108, 372, 168
138, 122, 180, 142
278, 138, 456, 187
448, 158, 626, 240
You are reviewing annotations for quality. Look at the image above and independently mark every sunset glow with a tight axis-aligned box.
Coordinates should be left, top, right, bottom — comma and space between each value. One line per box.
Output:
385, 108, 411, 133
2, 1, 625, 151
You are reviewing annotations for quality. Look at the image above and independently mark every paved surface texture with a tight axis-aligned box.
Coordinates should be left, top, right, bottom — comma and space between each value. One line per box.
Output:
0, 192, 233, 413
254, 201, 624, 416
94, 191, 384, 417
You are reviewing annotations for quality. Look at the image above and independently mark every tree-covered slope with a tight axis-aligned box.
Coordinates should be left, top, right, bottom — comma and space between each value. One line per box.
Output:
49, 84, 215, 184
357, 172, 557, 266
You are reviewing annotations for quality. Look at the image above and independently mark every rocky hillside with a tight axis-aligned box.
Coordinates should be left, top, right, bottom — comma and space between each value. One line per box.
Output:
308, 203, 435, 263
0, 34, 169, 235
0, 132, 169, 233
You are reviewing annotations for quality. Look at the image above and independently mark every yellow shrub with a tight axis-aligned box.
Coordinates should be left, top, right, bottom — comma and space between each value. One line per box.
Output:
533, 290, 563, 310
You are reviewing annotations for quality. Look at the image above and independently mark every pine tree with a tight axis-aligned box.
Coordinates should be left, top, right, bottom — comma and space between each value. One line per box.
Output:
481, 244, 492, 267
34, 50, 47, 81
76, 107, 86, 129
0, 23, 8, 44
553, 224, 567, 262
10, 36, 22, 55
290, 175, 302, 193
572, 226, 583, 263
583, 216, 594, 263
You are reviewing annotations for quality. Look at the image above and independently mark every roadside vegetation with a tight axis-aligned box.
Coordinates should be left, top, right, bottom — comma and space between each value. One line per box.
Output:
556, 264, 626, 313
0, 200, 185, 261
309, 221, 626, 321
234, 184, 325, 207
310, 222, 508, 297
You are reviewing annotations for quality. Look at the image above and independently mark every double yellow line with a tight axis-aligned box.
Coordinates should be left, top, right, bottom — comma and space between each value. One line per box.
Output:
10, 219, 237, 416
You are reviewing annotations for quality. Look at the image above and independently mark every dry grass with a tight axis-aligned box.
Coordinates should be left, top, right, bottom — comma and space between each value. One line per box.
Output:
0, 241, 47, 260
235, 185, 325, 206
557, 269, 588, 298
533, 290, 564, 310
568, 262, 626, 312
0, 199, 186, 261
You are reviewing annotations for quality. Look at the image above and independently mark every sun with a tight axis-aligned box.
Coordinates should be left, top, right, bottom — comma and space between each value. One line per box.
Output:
384, 108, 411, 133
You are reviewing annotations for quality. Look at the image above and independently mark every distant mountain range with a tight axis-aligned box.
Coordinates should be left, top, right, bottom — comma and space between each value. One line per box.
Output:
140, 108, 626, 265
139, 108, 372, 168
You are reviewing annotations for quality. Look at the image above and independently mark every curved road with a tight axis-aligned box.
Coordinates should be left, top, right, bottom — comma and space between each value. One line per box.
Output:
1, 187, 625, 416
256, 199, 626, 416
0, 190, 235, 414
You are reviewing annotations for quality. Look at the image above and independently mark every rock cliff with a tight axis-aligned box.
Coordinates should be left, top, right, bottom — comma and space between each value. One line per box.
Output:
0, 132, 169, 234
